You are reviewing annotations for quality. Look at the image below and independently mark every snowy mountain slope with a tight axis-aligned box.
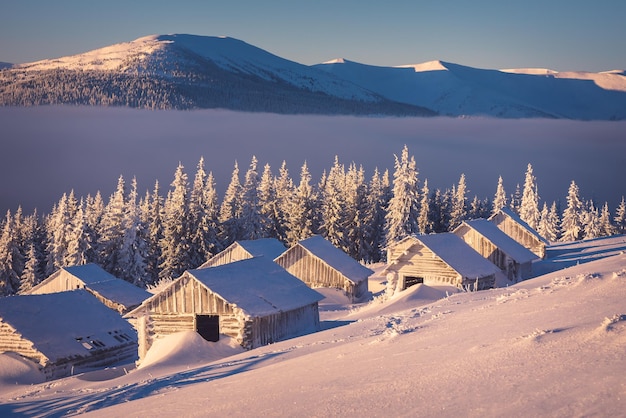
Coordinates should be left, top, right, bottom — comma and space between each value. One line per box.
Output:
1, 237, 625, 417
315, 59, 626, 120
0, 35, 433, 115
0, 62, 12, 70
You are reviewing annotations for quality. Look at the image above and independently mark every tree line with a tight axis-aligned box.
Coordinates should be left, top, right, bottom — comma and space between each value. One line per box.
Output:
1, 145, 624, 296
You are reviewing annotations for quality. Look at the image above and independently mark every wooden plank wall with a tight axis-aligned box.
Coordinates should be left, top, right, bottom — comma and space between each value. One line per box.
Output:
245, 304, 320, 350
277, 246, 350, 293
29, 270, 83, 294
390, 242, 462, 287
203, 245, 251, 268
0, 320, 46, 366
492, 215, 545, 258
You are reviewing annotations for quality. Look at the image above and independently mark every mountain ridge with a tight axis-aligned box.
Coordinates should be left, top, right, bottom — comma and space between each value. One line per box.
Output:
2, 33, 625, 119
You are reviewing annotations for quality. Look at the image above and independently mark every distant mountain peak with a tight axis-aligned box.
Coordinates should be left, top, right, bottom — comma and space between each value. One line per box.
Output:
396, 60, 449, 72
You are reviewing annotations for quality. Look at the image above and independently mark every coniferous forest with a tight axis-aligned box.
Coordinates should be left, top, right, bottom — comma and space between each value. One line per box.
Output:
1, 145, 624, 296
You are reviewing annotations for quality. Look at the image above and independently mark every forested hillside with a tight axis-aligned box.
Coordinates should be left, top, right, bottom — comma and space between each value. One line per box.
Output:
1, 147, 624, 295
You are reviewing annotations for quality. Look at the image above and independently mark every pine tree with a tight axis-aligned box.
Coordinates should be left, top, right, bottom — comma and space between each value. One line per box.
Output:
84, 192, 104, 265
449, 174, 468, 230
219, 161, 242, 247
117, 177, 147, 285
187, 158, 220, 267
344, 163, 368, 260
384, 145, 420, 244
160, 163, 190, 280
492, 175, 507, 216
285, 162, 315, 246
510, 184, 522, 214
519, 163, 541, 230
65, 198, 89, 266
258, 163, 278, 239
599, 202, 615, 237
614, 197, 626, 234
320, 156, 347, 250
239, 156, 265, 240
0, 211, 21, 295
560, 180, 584, 242
273, 161, 294, 244
417, 179, 432, 234
99, 177, 126, 275
19, 242, 40, 294
363, 168, 389, 263
583, 200, 601, 240
142, 181, 164, 285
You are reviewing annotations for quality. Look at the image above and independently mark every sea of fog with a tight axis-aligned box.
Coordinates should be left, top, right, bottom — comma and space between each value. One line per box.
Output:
1, 106, 625, 216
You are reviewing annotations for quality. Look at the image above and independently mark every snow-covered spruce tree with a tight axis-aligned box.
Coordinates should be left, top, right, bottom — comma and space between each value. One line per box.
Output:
141, 181, 164, 286
509, 184, 522, 214
537, 202, 557, 243
18, 242, 40, 294
384, 145, 420, 245
219, 161, 242, 247
363, 168, 389, 263
159, 163, 191, 281
117, 177, 148, 285
239, 156, 266, 241
0, 211, 22, 295
258, 163, 278, 239
614, 197, 626, 234
187, 157, 209, 268
344, 163, 369, 260
285, 161, 315, 246
64, 198, 89, 267
84, 192, 105, 265
519, 163, 541, 230
273, 161, 294, 244
430, 188, 452, 233
560, 180, 584, 242
492, 175, 507, 216
99, 177, 126, 277
417, 179, 432, 234
320, 156, 347, 251
449, 174, 468, 230
599, 202, 615, 237
583, 200, 602, 240
44, 192, 75, 276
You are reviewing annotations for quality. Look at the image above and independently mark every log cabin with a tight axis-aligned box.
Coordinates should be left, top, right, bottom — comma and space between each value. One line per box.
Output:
489, 207, 549, 259
384, 233, 500, 294
0, 290, 137, 381
199, 238, 286, 268
27, 263, 151, 314
125, 257, 324, 363
453, 219, 538, 282
274, 235, 373, 302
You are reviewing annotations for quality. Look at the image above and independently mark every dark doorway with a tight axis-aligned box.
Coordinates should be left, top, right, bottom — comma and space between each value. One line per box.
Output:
403, 276, 424, 289
196, 315, 219, 342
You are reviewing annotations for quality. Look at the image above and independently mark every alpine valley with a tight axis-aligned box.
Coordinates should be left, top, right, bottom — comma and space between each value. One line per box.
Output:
1, 34, 625, 119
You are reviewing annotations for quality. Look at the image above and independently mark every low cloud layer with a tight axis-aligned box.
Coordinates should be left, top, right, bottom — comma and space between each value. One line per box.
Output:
1, 107, 624, 216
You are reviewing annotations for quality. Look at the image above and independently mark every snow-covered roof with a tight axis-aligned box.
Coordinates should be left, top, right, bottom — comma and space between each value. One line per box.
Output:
187, 257, 324, 317
31, 264, 150, 309
0, 290, 136, 364
456, 219, 539, 263
290, 235, 373, 283
392, 233, 499, 278
490, 207, 549, 244
234, 238, 287, 259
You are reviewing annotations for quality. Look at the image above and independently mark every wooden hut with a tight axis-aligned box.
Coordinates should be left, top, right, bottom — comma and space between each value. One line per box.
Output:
489, 207, 549, 258
199, 238, 286, 268
0, 290, 137, 381
125, 257, 324, 362
274, 235, 373, 302
27, 263, 151, 314
453, 219, 538, 282
384, 233, 499, 293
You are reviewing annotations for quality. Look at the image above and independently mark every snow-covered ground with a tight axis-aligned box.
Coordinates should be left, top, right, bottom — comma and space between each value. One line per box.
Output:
1, 236, 625, 417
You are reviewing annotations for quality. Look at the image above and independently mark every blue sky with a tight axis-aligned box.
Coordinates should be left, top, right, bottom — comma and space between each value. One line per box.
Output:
1, 0, 625, 71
